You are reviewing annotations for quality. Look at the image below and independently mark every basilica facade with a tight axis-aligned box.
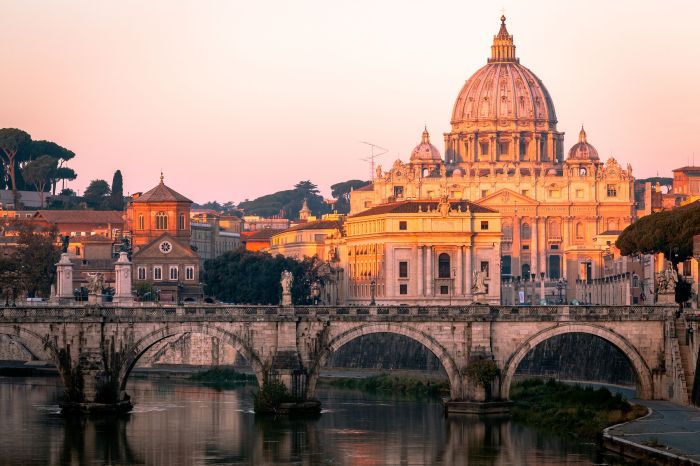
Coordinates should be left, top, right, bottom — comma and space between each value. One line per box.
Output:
349, 16, 635, 301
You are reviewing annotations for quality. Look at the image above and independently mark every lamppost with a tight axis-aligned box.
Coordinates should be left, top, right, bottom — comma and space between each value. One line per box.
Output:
539, 272, 546, 304
370, 279, 376, 305
450, 267, 456, 306
530, 273, 536, 305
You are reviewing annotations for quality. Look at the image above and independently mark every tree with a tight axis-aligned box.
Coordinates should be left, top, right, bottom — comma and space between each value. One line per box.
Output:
83, 179, 111, 209
1, 221, 60, 299
29, 140, 76, 194
616, 201, 700, 263
22, 155, 58, 207
0, 128, 31, 206
331, 179, 370, 213
110, 170, 124, 210
203, 250, 326, 304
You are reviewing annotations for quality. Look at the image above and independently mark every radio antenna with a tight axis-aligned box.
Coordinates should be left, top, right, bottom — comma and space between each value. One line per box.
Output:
359, 141, 388, 180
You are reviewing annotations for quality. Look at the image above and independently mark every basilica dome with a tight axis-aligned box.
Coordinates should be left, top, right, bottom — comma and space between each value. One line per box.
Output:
450, 16, 557, 132
567, 126, 599, 160
410, 127, 442, 163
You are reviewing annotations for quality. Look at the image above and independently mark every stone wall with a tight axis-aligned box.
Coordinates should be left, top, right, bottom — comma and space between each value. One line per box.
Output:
0, 334, 34, 361
137, 334, 249, 368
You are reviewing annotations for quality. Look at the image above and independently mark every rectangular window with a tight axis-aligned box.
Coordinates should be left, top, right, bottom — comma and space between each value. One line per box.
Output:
576, 189, 584, 198
440, 285, 449, 295
74, 246, 81, 256
179, 214, 186, 230
480, 221, 489, 230
399, 221, 407, 231
398, 261, 408, 278
153, 266, 162, 281
481, 261, 489, 277
523, 245, 529, 250
607, 184, 617, 197
314, 234, 325, 243
480, 141, 489, 156
499, 141, 509, 157
137, 267, 146, 280
399, 284, 408, 295
394, 186, 404, 198
138, 215, 144, 230
548, 189, 561, 198
521, 189, 529, 197
364, 201, 372, 208
169, 266, 178, 280
481, 190, 488, 198
186, 266, 195, 280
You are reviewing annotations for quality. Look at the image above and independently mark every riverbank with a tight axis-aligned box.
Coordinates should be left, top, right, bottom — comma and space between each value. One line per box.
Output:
510, 379, 648, 441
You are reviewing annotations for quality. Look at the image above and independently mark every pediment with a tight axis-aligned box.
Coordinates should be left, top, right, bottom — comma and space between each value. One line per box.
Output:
474, 188, 539, 207
133, 233, 199, 259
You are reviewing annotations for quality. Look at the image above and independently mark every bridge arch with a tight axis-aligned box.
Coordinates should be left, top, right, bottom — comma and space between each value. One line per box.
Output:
308, 322, 462, 400
0, 324, 59, 362
118, 323, 264, 391
500, 323, 654, 400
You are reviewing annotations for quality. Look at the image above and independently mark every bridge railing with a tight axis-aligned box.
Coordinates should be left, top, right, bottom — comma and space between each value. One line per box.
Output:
0, 304, 672, 321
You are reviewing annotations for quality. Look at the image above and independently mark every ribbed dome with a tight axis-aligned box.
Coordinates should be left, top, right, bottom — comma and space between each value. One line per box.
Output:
410, 127, 442, 163
567, 127, 599, 160
450, 16, 557, 132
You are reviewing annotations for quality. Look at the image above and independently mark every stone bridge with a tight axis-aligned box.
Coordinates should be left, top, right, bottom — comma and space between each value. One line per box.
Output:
0, 304, 696, 413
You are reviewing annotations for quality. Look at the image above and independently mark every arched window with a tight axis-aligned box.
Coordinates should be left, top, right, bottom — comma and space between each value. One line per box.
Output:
155, 212, 168, 230
438, 253, 451, 278
579, 167, 587, 177
575, 222, 584, 239
138, 214, 144, 230
521, 222, 531, 240
502, 222, 513, 240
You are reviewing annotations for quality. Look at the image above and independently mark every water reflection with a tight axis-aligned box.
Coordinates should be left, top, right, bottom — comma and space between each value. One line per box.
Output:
0, 376, 629, 465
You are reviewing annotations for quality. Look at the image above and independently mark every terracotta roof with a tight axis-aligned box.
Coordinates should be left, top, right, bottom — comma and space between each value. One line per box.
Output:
132, 181, 192, 203
283, 219, 344, 233
599, 230, 623, 236
241, 229, 277, 240
350, 200, 496, 218
35, 210, 124, 225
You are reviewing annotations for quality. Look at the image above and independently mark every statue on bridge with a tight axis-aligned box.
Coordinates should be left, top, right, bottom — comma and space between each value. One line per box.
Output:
86, 272, 104, 304
656, 260, 678, 303
472, 270, 487, 297
281, 270, 293, 306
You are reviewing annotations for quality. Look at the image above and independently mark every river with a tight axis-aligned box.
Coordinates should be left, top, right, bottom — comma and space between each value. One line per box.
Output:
0, 375, 633, 465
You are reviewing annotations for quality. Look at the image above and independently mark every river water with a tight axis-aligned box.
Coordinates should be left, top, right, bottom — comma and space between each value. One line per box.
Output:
0, 375, 632, 465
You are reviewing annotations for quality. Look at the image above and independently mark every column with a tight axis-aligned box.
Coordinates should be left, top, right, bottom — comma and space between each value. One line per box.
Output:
455, 246, 463, 296
416, 246, 424, 297
531, 218, 539, 276
465, 241, 473, 295
55, 253, 74, 301
539, 217, 547, 277
534, 134, 541, 162
513, 215, 521, 277
114, 252, 133, 304
425, 246, 433, 296
386, 244, 394, 299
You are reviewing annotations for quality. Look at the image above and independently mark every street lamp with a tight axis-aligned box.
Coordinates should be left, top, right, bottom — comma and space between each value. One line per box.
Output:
556, 277, 566, 304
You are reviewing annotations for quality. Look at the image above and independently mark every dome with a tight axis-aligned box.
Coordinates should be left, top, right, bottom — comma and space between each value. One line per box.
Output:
567, 126, 599, 160
450, 16, 557, 132
410, 127, 442, 163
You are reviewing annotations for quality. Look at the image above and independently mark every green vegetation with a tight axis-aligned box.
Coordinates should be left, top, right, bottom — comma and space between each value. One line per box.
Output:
190, 367, 257, 386
330, 179, 370, 214
238, 180, 329, 220
616, 201, 700, 263
203, 249, 328, 304
466, 357, 499, 397
323, 373, 450, 398
0, 222, 60, 299
510, 379, 647, 440
253, 381, 298, 413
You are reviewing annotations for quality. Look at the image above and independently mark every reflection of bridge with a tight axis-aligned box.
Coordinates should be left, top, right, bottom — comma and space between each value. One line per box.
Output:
0, 304, 696, 412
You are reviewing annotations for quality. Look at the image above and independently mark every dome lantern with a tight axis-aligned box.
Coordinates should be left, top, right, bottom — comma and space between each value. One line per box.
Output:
489, 15, 518, 64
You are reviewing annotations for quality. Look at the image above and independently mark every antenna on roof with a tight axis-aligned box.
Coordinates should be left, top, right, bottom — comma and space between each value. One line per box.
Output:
359, 141, 388, 181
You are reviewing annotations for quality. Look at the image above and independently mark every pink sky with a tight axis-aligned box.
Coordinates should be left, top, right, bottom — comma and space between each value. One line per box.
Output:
1, 1, 699, 203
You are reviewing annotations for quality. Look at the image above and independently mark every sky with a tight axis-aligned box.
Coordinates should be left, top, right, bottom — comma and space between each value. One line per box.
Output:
1, 0, 699, 204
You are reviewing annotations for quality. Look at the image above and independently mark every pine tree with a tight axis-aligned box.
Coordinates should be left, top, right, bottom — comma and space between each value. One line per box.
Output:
110, 170, 124, 210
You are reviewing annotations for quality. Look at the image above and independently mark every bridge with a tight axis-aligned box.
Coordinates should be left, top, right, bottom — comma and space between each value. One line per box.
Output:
0, 304, 697, 413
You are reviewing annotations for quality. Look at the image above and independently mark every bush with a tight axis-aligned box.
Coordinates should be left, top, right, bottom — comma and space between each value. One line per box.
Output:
466, 357, 499, 387
253, 381, 296, 413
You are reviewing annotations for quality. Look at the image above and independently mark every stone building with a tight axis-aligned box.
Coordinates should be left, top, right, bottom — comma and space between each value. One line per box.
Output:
190, 211, 242, 262
349, 16, 635, 301
125, 176, 201, 302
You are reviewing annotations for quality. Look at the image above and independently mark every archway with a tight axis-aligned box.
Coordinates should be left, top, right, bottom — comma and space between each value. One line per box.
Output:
117, 323, 264, 392
307, 323, 462, 400
500, 324, 653, 400
0, 324, 59, 363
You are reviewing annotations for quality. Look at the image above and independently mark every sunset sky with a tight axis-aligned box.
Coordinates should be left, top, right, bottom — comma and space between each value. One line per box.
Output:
1, 0, 698, 203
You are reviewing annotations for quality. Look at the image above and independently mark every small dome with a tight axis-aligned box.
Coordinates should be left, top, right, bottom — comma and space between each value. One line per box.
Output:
410, 127, 442, 163
567, 126, 599, 160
